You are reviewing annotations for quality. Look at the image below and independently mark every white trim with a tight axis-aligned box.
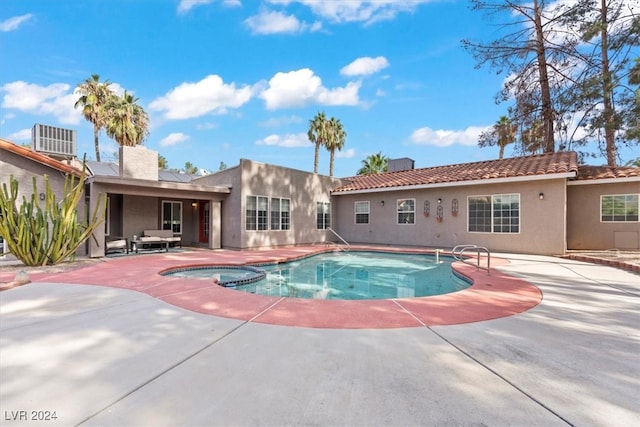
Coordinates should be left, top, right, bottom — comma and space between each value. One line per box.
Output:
568, 176, 640, 186
104, 196, 111, 236
354, 200, 370, 224
396, 198, 416, 225
332, 172, 577, 195
161, 200, 183, 235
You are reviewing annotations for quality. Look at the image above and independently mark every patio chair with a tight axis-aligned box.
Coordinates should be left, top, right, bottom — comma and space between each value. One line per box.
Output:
106, 237, 128, 255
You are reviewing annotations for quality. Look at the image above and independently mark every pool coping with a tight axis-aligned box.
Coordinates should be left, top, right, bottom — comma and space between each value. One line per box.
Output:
0, 246, 542, 329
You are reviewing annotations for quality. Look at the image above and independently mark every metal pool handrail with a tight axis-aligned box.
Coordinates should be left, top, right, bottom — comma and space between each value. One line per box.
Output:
327, 227, 351, 251
452, 244, 491, 275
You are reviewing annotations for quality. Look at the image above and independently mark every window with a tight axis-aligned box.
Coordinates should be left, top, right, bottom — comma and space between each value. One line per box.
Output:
281, 199, 290, 230
246, 195, 269, 231
468, 194, 520, 233
246, 196, 257, 231
271, 198, 281, 230
601, 194, 639, 222
257, 196, 268, 230
317, 202, 331, 229
162, 201, 182, 234
397, 199, 415, 224
355, 201, 370, 224
468, 196, 491, 232
270, 197, 291, 230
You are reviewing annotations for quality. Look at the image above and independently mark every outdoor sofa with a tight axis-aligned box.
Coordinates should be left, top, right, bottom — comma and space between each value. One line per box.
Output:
142, 230, 182, 248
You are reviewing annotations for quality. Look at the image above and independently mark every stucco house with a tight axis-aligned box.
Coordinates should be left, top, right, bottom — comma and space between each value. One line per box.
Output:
332, 152, 639, 254
1, 133, 638, 261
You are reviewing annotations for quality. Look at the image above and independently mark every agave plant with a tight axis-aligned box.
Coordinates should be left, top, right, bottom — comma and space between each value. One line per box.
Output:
0, 169, 105, 266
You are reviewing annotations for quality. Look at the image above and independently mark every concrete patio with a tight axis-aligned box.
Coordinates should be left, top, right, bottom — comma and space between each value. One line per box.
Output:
0, 250, 638, 426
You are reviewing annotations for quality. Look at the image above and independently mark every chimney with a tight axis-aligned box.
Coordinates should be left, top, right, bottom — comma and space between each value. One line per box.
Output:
388, 158, 415, 172
119, 146, 158, 180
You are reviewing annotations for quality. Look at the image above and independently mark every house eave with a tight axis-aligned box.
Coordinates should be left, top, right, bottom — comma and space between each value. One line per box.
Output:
87, 176, 231, 194
332, 172, 577, 195
567, 176, 640, 186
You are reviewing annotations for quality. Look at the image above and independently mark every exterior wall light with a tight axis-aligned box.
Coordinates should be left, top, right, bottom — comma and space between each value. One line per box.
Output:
192, 202, 198, 208
380, 200, 385, 206
437, 198, 442, 204
539, 193, 544, 200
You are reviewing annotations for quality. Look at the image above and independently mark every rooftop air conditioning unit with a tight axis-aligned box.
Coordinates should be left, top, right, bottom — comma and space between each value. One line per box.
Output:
32, 123, 77, 158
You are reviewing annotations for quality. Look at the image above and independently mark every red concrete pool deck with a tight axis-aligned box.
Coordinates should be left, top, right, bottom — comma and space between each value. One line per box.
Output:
0, 246, 542, 329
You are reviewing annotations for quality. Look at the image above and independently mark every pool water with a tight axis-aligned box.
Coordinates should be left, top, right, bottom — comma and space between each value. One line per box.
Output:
237, 251, 470, 300
164, 266, 265, 286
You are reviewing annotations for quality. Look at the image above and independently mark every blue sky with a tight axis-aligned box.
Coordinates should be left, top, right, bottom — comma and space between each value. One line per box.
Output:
1, 0, 636, 177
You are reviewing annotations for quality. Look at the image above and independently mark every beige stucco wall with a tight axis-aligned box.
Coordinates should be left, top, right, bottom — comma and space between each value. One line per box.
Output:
194, 165, 242, 248
196, 159, 344, 249
333, 178, 568, 255
567, 181, 640, 250
1, 150, 89, 258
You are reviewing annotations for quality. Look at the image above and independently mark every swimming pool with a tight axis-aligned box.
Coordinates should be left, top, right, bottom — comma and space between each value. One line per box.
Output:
163, 251, 470, 300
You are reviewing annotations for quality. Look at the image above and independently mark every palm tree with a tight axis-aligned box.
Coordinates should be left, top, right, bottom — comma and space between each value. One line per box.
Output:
357, 152, 388, 175
521, 120, 545, 155
624, 158, 640, 167
158, 155, 169, 170
326, 117, 346, 177
495, 116, 517, 159
307, 111, 329, 174
479, 115, 517, 160
74, 74, 114, 162
104, 91, 149, 147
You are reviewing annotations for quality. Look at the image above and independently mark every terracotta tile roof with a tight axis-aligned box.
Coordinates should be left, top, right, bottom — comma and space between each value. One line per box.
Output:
334, 152, 579, 193
576, 165, 640, 180
0, 138, 83, 176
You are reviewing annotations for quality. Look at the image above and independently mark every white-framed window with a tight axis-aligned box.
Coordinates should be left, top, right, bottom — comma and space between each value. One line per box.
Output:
468, 194, 520, 233
270, 197, 291, 230
271, 197, 280, 230
317, 202, 331, 229
246, 195, 269, 231
601, 194, 639, 222
355, 201, 370, 224
281, 199, 290, 230
397, 199, 415, 224
104, 196, 111, 236
162, 200, 182, 234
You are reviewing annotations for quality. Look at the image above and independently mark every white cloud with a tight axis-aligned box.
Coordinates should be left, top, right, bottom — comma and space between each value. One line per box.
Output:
409, 125, 490, 147
268, 0, 430, 25
255, 132, 312, 147
340, 56, 389, 77
260, 68, 360, 110
149, 75, 253, 120
0, 14, 34, 32
160, 132, 190, 147
1, 81, 81, 124
7, 128, 32, 141
177, 0, 214, 14
245, 10, 321, 34
336, 148, 355, 158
